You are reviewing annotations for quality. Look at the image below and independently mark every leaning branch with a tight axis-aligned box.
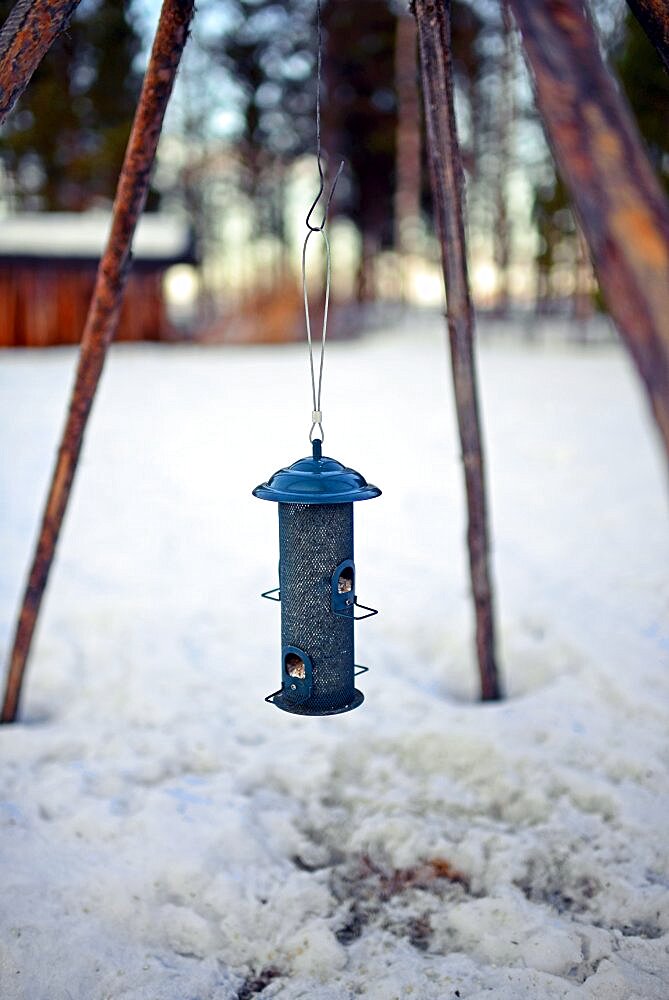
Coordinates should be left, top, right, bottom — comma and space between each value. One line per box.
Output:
0, 0, 82, 125
626, 0, 669, 73
413, 0, 502, 701
1, 0, 196, 724
508, 0, 669, 467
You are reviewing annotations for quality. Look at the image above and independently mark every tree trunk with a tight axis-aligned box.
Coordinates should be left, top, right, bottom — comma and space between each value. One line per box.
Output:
572, 224, 593, 328
356, 231, 378, 304
0, 0, 81, 125
394, 11, 422, 262
1, 0, 196, 724
508, 0, 669, 467
626, 0, 669, 73
413, 0, 502, 701
492, 1, 514, 316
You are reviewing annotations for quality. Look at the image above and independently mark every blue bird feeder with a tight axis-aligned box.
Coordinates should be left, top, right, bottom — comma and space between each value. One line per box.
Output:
254, 439, 381, 716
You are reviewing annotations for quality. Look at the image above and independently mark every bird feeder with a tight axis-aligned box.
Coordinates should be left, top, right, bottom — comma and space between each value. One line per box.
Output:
254, 439, 380, 716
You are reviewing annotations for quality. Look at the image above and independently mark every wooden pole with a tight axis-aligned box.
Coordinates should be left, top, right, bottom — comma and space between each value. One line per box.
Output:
508, 0, 669, 467
1, 0, 195, 724
412, 0, 502, 701
0, 0, 82, 125
626, 0, 669, 73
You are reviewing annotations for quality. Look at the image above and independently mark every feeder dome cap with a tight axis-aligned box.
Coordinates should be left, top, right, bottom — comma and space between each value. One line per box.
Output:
253, 449, 381, 504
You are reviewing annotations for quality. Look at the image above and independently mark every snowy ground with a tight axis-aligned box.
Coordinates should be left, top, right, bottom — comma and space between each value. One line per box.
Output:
1, 316, 668, 1000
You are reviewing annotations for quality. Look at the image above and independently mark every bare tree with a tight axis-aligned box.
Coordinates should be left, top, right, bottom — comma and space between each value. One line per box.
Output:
394, 9, 422, 267
413, 0, 502, 701
573, 224, 594, 328
492, 1, 515, 316
1, 0, 196, 724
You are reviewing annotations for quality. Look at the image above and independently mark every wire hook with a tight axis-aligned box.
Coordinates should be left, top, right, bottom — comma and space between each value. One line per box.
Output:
305, 156, 345, 234
302, 0, 345, 444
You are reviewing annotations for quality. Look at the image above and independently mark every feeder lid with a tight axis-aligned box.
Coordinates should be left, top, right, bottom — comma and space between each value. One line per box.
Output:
253, 440, 381, 504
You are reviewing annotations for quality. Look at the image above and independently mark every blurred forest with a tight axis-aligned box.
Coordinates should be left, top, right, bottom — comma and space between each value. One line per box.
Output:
0, 0, 143, 210
0, 0, 667, 341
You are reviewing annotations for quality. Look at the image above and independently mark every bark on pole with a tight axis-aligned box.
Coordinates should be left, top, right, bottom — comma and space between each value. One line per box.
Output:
626, 0, 669, 73
1, 0, 195, 724
507, 0, 669, 468
0, 0, 82, 125
412, 0, 502, 701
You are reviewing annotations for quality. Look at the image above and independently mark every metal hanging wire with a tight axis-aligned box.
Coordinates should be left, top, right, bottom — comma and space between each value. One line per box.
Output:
303, 0, 344, 444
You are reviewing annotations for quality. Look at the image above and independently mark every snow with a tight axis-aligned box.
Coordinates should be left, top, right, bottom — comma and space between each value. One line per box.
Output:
1, 315, 668, 999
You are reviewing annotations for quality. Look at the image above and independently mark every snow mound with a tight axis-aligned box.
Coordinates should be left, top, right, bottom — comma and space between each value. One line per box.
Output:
1, 321, 668, 998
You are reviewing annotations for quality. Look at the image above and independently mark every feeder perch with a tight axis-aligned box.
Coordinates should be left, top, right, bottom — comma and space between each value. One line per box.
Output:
254, 439, 381, 716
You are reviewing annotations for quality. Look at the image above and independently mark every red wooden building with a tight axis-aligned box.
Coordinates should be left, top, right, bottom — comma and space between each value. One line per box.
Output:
0, 213, 195, 347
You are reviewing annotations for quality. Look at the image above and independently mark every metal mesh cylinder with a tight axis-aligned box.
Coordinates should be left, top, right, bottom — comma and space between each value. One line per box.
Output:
277, 502, 357, 715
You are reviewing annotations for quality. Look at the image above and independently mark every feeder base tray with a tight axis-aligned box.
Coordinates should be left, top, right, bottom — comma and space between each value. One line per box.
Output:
268, 688, 364, 716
